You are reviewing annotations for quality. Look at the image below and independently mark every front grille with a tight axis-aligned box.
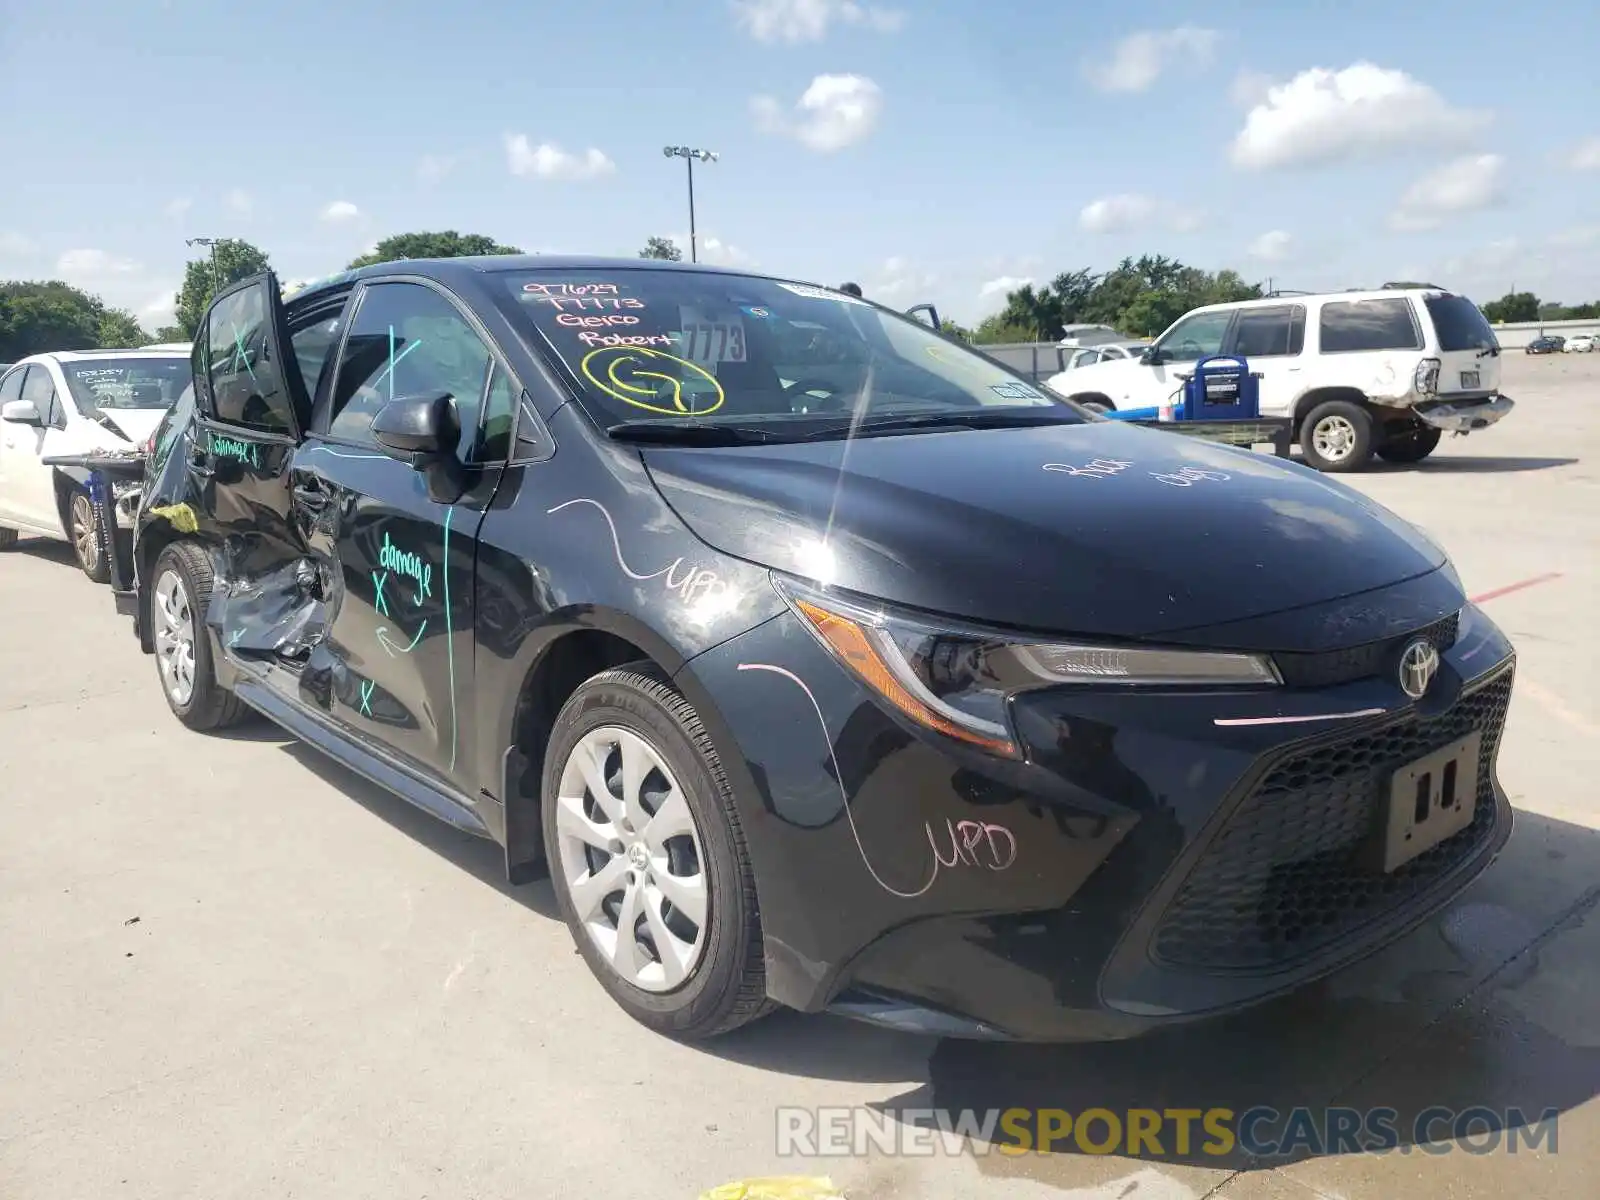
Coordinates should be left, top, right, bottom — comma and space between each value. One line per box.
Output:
1273, 612, 1460, 689
1151, 665, 1512, 973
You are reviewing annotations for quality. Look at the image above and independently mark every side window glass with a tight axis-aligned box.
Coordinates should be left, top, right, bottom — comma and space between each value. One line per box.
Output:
327, 283, 492, 450
1157, 311, 1233, 363
20, 365, 57, 415
206, 284, 296, 434
1231, 308, 1294, 358
1289, 306, 1306, 355
477, 363, 517, 463
289, 311, 345, 403
0, 367, 26, 407
1319, 299, 1422, 353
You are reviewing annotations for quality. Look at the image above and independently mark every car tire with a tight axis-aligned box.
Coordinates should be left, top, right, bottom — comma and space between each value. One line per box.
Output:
1376, 425, 1442, 464
1299, 400, 1374, 472
66, 485, 111, 583
542, 663, 773, 1040
149, 541, 248, 732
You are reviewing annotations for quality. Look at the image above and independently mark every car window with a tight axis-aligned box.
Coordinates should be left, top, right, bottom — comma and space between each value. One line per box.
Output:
0, 366, 25, 407
480, 361, 518, 462
20, 364, 57, 416
1423, 295, 1498, 353
290, 312, 346, 401
498, 269, 1069, 432
1319, 298, 1422, 353
206, 285, 298, 435
1230, 306, 1305, 358
327, 282, 496, 463
1156, 310, 1234, 363
60, 357, 189, 413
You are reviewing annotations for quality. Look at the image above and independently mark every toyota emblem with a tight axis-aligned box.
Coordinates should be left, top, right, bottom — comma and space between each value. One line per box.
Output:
1398, 639, 1440, 699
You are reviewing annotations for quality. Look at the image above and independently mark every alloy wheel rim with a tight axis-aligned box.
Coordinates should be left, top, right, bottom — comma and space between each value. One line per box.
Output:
71, 493, 99, 573
555, 725, 708, 993
151, 569, 197, 706
1313, 415, 1357, 461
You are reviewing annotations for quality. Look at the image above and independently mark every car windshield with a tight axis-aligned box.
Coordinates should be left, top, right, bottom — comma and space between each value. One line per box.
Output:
61, 356, 190, 412
499, 268, 1073, 434
1424, 295, 1500, 353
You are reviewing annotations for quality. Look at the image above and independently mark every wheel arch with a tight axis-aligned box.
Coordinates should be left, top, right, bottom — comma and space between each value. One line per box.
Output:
1067, 391, 1115, 410
1292, 386, 1370, 432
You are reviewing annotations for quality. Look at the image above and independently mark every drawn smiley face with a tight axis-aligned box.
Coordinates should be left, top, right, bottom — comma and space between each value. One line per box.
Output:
579, 346, 726, 416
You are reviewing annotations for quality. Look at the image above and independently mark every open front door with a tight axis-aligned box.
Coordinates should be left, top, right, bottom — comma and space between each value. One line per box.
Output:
186, 271, 325, 658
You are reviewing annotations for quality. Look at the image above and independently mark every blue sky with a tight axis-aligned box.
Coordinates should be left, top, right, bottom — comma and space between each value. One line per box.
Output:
1, 0, 1596, 330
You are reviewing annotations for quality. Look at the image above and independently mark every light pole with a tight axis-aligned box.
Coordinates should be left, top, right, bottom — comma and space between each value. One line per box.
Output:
185, 236, 221, 296
662, 146, 719, 263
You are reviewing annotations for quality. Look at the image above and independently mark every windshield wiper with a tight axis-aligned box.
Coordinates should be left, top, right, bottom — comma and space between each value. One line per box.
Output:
797, 407, 1080, 440
606, 420, 783, 446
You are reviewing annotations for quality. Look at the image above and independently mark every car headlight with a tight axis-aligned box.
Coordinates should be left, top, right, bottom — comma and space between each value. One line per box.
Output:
773, 577, 1281, 760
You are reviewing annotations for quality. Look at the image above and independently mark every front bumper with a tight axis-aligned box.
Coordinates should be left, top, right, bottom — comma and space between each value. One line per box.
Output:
685, 598, 1516, 1041
1414, 393, 1514, 434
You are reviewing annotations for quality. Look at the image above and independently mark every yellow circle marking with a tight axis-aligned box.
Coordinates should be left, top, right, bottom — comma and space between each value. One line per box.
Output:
580, 346, 726, 416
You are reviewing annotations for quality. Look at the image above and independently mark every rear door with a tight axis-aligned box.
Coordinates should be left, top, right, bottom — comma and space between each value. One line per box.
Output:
186, 272, 318, 650
1420, 293, 1502, 395
9, 364, 72, 530
290, 276, 514, 789
1224, 304, 1306, 417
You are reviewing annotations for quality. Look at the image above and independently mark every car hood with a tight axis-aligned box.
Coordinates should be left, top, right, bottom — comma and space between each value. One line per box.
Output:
92, 408, 166, 444
641, 420, 1450, 643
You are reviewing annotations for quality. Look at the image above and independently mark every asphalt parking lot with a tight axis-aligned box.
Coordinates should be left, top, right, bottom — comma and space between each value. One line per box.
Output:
2, 352, 1596, 1200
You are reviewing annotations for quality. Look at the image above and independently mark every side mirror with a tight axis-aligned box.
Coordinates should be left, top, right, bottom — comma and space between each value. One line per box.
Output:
1140, 347, 1162, 365
370, 393, 468, 503
1, 399, 43, 426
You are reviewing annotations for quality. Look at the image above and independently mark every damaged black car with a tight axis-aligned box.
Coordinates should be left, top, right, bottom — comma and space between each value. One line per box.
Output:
114, 257, 1517, 1041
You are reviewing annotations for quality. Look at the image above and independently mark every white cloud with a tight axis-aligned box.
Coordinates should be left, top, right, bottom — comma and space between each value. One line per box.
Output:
1230, 69, 1275, 108
864, 255, 937, 303
417, 154, 454, 183
1083, 26, 1218, 93
226, 189, 253, 215
976, 275, 1034, 315
140, 287, 178, 328
0, 231, 35, 256
164, 197, 192, 219
1248, 230, 1293, 261
751, 73, 883, 152
732, 0, 905, 43
57, 248, 142, 278
668, 232, 756, 268
1079, 194, 1158, 234
505, 135, 616, 181
1389, 154, 1506, 232
1566, 136, 1600, 171
321, 200, 361, 223
1231, 63, 1489, 170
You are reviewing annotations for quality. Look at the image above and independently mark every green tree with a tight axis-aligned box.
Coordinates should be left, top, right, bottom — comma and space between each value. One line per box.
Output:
150, 325, 190, 344
347, 231, 522, 271
0, 280, 155, 359
174, 238, 273, 338
639, 236, 683, 261
934, 319, 973, 342
1482, 291, 1540, 323
971, 315, 1037, 344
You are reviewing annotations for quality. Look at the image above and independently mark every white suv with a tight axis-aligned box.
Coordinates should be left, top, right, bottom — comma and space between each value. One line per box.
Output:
1043, 287, 1514, 471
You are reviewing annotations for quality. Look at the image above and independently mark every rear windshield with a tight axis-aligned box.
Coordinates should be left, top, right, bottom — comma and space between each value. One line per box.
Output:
61, 356, 189, 412
497, 269, 1069, 429
1424, 295, 1500, 353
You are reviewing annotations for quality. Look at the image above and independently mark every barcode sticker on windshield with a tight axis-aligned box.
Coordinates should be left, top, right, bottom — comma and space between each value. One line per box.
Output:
777, 282, 867, 305
677, 309, 747, 364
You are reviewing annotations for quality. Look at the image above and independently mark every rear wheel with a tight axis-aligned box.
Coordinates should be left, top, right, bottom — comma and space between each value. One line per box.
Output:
542, 664, 771, 1040
1299, 400, 1374, 472
67, 487, 110, 583
149, 542, 247, 731
1377, 425, 1442, 464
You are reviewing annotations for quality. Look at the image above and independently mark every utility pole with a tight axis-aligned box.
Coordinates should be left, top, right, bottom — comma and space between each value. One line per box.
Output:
661, 146, 719, 263
185, 236, 222, 297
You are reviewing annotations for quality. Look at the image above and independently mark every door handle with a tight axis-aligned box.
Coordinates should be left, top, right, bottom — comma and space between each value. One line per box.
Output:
292, 476, 332, 511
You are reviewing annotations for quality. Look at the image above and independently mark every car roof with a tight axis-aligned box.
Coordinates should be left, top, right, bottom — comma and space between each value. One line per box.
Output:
1190, 287, 1467, 318
288, 253, 775, 309
47, 348, 190, 361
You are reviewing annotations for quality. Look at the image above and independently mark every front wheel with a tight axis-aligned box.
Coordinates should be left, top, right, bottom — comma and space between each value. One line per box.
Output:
542, 664, 772, 1040
149, 542, 248, 731
67, 487, 110, 583
1299, 400, 1374, 472
1377, 425, 1442, 464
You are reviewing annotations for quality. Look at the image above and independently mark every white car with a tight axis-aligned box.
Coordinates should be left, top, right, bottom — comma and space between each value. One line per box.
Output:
1565, 333, 1596, 353
1063, 341, 1151, 371
1043, 287, 1513, 471
0, 349, 190, 580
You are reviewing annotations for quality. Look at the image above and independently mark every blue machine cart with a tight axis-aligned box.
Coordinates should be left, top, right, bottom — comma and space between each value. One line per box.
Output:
1103, 354, 1292, 457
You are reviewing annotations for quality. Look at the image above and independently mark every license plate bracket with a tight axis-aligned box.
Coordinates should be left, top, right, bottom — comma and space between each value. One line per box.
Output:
1459, 370, 1481, 389
1370, 731, 1482, 873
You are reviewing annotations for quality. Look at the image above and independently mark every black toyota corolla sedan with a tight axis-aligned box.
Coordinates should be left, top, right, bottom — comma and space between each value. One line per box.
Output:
114, 256, 1516, 1041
